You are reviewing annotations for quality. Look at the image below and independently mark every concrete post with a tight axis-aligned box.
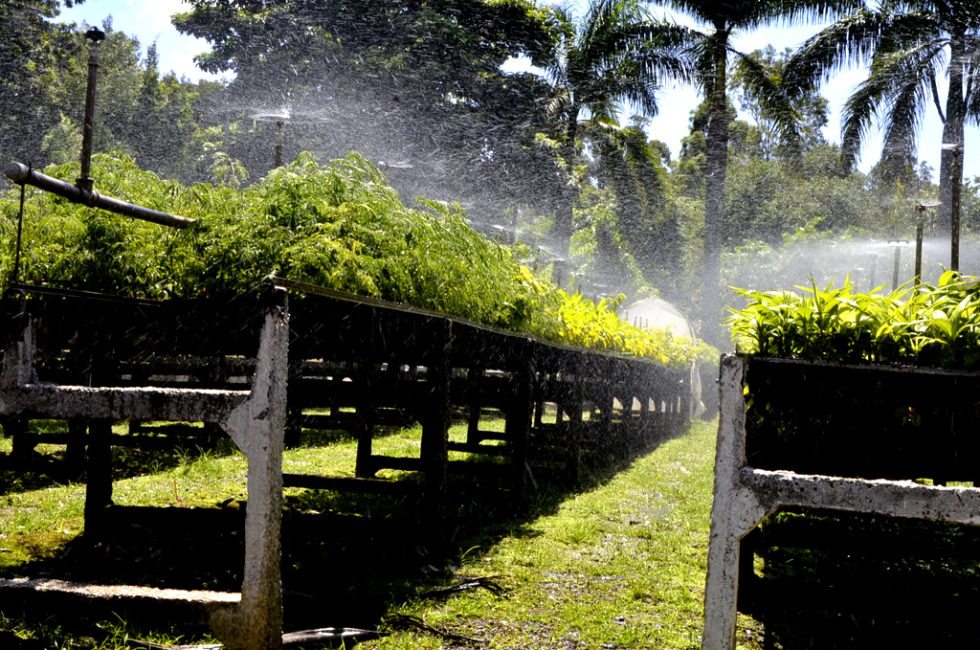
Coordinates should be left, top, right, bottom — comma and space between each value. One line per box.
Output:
210, 296, 290, 650
702, 354, 980, 648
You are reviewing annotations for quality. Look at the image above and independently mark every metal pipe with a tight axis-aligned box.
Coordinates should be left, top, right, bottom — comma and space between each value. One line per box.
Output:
14, 178, 26, 283
77, 26, 105, 193
5, 162, 196, 229
891, 244, 901, 290
914, 222, 923, 286
274, 120, 284, 168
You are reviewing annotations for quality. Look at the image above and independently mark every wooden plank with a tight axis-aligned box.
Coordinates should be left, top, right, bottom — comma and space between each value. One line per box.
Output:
84, 419, 113, 534
367, 455, 422, 472
282, 473, 417, 495
447, 441, 509, 457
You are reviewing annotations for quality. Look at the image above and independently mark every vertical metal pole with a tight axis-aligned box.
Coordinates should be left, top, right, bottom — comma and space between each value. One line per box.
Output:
76, 27, 105, 193
274, 120, 284, 168
13, 178, 26, 284
914, 222, 924, 286
892, 245, 901, 291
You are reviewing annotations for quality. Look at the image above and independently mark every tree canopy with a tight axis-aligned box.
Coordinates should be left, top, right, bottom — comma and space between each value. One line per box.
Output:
788, 0, 980, 254
1, 0, 972, 346
172, 0, 560, 227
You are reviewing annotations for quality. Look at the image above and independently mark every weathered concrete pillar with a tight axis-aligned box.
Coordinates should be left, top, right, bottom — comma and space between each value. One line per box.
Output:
701, 354, 980, 648
209, 295, 289, 650
1, 309, 36, 388
703, 355, 755, 649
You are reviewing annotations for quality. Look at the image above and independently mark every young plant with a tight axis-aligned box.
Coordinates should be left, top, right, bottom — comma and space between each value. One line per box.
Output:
728, 272, 980, 369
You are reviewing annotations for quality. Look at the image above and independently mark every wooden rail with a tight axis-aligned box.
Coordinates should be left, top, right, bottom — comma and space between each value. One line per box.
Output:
2, 283, 690, 518
0, 283, 690, 648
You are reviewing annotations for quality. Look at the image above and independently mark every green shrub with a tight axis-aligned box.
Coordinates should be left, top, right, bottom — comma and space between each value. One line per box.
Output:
2, 153, 705, 368
729, 271, 980, 368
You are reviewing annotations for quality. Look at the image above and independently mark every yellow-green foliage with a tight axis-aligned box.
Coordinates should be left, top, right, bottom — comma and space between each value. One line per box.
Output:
545, 292, 706, 367
1, 153, 703, 367
729, 271, 980, 368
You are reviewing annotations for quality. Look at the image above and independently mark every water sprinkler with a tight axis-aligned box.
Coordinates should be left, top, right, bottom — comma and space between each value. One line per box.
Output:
3, 23, 194, 229
4, 162, 195, 228
249, 112, 290, 168
275, 120, 284, 168
77, 25, 106, 193
886, 240, 913, 290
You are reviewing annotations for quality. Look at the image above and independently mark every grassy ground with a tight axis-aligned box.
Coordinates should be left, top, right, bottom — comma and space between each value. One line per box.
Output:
359, 419, 727, 650
0, 418, 764, 649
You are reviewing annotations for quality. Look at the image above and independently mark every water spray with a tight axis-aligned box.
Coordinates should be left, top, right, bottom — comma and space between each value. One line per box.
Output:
883, 241, 915, 290
250, 112, 291, 168
914, 200, 940, 285
3, 24, 194, 229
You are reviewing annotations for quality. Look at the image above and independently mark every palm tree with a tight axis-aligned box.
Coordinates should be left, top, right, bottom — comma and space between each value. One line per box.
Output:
787, 0, 980, 270
539, 0, 690, 285
646, 1, 860, 344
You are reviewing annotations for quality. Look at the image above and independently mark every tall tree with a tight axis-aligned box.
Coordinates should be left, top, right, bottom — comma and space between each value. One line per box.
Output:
539, 0, 689, 283
733, 46, 831, 160
787, 0, 980, 269
37, 18, 218, 184
588, 119, 676, 285
173, 0, 556, 227
647, 0, 860, 344
0, 0, 84, 170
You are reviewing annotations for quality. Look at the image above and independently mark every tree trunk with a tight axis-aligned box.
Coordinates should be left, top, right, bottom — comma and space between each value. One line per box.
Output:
938, 34, 966, 271
701, 29, 730, 346
553, 108, 579, 288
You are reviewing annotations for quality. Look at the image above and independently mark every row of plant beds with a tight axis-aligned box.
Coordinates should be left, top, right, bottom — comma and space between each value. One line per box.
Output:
716, 273, 980, 646
1, 280, 692, 557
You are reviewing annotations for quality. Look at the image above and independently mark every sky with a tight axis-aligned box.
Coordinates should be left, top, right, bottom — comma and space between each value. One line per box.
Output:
55, 0, 979, 183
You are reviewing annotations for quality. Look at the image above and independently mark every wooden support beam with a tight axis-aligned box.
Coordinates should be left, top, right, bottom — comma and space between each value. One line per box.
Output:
420, 320, 451, 535
506, 349, 532, 505
84, 419, 113, 534
282, 473, 417, 495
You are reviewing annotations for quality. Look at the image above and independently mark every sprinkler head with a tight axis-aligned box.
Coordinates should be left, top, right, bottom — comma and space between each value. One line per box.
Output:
84, 26, 106, 44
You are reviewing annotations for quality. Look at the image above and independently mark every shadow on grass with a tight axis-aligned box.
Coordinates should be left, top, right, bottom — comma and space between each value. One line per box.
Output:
0, 435, 238, 497
739, 508, 980, 648
0, 419, 690, 639
0, 422, 413, 498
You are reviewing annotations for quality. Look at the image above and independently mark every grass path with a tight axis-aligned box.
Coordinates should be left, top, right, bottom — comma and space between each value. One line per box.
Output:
361, 419, 746, 649
1, 419, 764, 649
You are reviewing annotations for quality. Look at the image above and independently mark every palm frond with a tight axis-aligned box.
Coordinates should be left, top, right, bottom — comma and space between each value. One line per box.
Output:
733, 51, 804, 157
964, 43, 980, 124
840, 77, 889, 171
776, 0, 867, 25
785, 9, 936, 92
653, 0, 861, 32
872, 40, 946, 166
878, 60, 932, 174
